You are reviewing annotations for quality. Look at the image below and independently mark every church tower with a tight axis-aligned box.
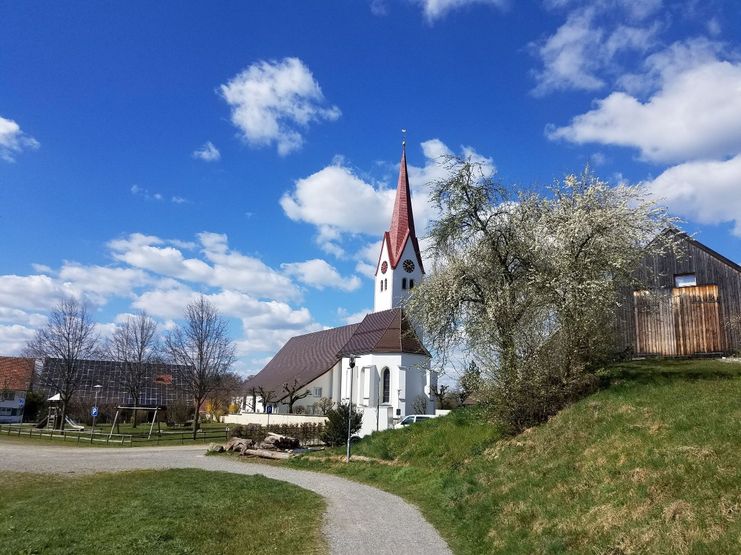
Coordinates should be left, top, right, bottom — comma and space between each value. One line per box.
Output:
374, 142, 425, 312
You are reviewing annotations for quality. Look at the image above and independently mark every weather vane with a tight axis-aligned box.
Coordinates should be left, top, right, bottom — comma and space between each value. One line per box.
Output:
401, 128, 407, 147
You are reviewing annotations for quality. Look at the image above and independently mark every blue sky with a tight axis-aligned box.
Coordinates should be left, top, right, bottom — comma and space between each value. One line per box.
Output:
2, 0, 740, 376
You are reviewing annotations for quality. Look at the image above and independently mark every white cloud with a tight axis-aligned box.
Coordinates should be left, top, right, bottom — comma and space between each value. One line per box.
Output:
280, 139, 494, 261
337, 307, 371, 325
0, 115, 39, 162
281, 259, 362, 292
530, 6, 658, 96
0, 274, 73, 312
192, 141, 221, 162
58, 263, 149, 305
0, 324, 36, 355
547, 55, 741, 163
415, 0, 508, 22
109, 232, 300, 301
0, 308, 47, 328
642, 154, 741, 236
220, 57, 341, 156
31, 263, 52, 274
131, 185, 187, 204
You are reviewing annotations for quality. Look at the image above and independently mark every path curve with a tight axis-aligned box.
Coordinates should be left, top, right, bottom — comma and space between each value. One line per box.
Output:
0, 443, 451, 555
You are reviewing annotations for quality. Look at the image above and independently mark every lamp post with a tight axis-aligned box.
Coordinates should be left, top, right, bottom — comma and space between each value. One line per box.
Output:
346, 356, 355, 463
91, 384, 102, 441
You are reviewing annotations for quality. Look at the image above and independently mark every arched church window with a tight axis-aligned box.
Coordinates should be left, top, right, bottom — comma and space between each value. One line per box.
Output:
380, 280, 383, 292
402, 278, 407, 289
409, 279, 414, 289
384, 278, 387, 290
382, 368, 390, 404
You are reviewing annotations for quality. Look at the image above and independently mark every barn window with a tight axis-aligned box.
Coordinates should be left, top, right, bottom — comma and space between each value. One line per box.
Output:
674, 274, 697, 288
382, 368, 390, 404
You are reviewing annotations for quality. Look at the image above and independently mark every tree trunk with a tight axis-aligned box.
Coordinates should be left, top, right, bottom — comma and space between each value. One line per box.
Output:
192, 398, 200, 440
59, 399, 67, 431
132, 404, 138, 428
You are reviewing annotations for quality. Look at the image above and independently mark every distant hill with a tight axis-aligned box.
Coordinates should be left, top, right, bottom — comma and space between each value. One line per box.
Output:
292, 359, 741, 554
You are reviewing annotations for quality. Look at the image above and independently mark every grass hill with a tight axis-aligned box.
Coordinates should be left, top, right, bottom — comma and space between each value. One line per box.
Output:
291, 360, 741, 554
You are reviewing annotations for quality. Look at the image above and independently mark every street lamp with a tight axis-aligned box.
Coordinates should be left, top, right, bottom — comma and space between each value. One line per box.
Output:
91, 384, 102, 441
346, 356, 355, 463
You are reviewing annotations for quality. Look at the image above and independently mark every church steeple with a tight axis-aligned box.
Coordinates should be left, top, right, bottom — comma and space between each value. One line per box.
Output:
388, 143, 417, 263
374, 139, 425, 313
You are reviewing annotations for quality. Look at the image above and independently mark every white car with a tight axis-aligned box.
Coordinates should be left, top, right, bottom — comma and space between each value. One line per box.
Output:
395, 414, 435, 428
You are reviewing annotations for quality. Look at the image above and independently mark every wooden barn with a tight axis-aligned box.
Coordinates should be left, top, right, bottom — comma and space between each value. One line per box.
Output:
615, 229, 741, 357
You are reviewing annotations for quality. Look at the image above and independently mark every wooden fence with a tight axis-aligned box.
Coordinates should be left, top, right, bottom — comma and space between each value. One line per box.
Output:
633, 284, 727, 356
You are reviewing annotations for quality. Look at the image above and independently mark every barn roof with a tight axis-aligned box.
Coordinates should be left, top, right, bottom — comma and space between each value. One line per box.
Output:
671, 229, 741, 273
246, 308, 429, 396
0, 356, 35, 391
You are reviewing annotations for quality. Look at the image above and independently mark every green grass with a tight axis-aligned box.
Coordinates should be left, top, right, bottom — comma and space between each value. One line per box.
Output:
288, 359, 741, 554
0, 421, 229, 448
0, 469, 327, 554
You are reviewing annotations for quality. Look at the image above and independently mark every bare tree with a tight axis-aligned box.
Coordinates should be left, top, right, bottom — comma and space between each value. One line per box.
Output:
106, 311, 159, 428
257, 386, 276, 412
164, 296, 236, 439
282, 378, 310, 413
25, 297, 100, 430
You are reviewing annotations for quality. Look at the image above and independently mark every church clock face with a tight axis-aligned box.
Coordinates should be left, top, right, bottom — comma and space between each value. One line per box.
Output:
381, 261, 388, 274
403, 259, 415, 273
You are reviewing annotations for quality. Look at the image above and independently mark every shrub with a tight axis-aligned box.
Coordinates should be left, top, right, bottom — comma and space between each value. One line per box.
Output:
320, 403, 362, 446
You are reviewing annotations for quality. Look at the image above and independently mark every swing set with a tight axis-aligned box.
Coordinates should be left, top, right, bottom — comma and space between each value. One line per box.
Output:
108, 405, 167, 440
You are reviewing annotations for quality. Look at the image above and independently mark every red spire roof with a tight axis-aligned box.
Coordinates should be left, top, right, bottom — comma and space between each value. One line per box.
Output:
389, 144, 416, 258
376, 144, 425, 274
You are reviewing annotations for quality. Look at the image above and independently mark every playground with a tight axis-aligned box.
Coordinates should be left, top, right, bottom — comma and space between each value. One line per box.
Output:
2, 394, 231, 446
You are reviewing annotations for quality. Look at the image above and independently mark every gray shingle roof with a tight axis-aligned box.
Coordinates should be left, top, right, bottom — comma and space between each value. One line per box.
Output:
246, 308, 429, 396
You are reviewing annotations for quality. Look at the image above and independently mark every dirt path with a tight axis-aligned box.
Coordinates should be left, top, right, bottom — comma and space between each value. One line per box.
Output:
0, 442, 451, 555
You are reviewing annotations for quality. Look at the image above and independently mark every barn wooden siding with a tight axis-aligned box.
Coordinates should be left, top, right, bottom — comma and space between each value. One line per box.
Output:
615, 233, 741, 356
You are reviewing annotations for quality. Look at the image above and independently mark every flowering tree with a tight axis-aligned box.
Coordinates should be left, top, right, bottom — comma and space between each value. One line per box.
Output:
409, 160, 676, 432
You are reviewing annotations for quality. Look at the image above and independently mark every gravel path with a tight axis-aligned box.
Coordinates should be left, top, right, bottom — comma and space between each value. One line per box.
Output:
0, 443, 451, 555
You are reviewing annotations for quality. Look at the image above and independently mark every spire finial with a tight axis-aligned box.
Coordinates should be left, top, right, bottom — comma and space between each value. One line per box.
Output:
401, 128, 406, 148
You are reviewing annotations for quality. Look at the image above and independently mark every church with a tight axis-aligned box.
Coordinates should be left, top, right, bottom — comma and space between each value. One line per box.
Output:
245, 144, 436, 436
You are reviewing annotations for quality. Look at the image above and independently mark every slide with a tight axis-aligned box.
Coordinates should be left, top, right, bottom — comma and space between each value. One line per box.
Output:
64, 416, 85, 430
34, 416, 85, 430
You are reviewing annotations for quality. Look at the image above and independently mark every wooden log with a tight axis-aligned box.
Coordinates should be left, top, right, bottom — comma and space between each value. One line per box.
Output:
240, 448, 294, 460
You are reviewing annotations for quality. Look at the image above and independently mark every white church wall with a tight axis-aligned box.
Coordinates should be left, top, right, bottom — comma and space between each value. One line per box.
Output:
281, 367, 336, 415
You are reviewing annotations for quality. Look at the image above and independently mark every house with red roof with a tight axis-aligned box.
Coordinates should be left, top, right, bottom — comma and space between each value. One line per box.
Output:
240, 144, 436, 436
0, 356, 35, 423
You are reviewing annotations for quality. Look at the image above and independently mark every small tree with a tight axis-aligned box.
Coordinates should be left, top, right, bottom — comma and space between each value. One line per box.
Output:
320, 403, 362, 446
315, 397, 334, 415
432, 384, 449, 409
282, 378, 310, 413
25, 297, 100, 430
412, 395, 428, 414
106, 311, 159, 428
458, 360, 482, 404
257, 386, 276, 412
164, 296, 236, 439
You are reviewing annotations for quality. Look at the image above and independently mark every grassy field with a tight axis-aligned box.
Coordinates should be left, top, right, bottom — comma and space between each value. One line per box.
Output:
0, 421, 229, 447
289, 359, 741, 554
0, 469, 326, 554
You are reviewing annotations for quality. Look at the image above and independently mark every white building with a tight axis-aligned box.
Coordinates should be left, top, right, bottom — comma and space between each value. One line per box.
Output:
244, 144, 436, 435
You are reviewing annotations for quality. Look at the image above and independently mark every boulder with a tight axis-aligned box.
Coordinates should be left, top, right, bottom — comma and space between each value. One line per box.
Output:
207, 442, 225, 453
259, 432, 300, 450
225, 437, 255, 453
